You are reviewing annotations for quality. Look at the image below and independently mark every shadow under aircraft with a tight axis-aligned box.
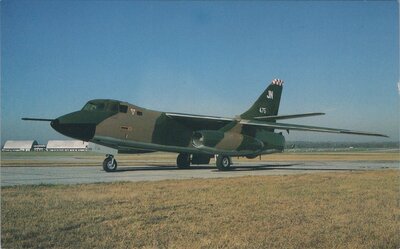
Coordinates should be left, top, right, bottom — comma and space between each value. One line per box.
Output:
23, 79, 387, 172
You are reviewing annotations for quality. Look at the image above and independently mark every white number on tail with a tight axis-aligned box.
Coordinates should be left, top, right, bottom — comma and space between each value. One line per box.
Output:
259, 107, 267, 114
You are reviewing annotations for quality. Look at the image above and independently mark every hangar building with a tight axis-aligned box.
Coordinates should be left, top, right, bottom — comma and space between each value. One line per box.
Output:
46, 140, 89, 152
2, 140, 38, 152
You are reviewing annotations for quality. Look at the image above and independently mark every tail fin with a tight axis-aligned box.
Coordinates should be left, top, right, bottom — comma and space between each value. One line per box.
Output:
240, 79, 283, 120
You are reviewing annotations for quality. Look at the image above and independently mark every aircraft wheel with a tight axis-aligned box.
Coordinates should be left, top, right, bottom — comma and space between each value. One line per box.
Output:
103, 155, 117, 172
216, 155, 231, 171
177, 153, 191, 169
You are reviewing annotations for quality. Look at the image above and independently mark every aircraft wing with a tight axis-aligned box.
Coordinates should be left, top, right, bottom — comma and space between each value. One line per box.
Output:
240, 120, 389, 137
165, 112, 234, 130
166, 113, 234, 122
253, 112, 325, 121
165, 112, 387, 137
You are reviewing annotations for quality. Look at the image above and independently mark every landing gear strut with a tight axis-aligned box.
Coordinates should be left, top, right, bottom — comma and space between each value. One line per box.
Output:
103, 154, 117, 172
177, 153, 191, 169
216, 155, 232, 171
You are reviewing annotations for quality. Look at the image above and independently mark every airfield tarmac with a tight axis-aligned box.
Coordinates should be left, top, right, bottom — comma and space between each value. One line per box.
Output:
1, 161, 398, 186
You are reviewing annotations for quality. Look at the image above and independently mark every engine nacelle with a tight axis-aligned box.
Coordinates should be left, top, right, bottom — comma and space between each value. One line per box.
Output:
192, 130, 264, 156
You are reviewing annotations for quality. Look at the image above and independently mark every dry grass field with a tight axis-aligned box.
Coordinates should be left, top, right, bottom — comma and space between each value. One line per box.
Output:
2, 170, 399, 249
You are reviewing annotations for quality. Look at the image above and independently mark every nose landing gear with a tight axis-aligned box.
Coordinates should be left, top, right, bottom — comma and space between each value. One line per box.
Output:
103, 154, 118, 172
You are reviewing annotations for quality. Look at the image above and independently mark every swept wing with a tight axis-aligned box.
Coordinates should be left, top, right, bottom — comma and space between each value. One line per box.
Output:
253, 112, 325, 121
166, 112, 388, 138
240, 120, 388, 137
165, 112, 233, 130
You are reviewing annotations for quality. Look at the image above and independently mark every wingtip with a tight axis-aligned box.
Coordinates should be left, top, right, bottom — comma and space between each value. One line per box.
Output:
370, 133, 389, 138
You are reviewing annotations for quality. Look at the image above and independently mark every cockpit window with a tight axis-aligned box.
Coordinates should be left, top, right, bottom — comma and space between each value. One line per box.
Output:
119, 105, 128, 113
109, 103, 119, 112
82, 100, 125, 113
82, 102, 106, 111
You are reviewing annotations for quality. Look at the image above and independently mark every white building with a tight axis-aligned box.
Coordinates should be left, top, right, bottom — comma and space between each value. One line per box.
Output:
2, 140, 38, 152
33, 144, 47, 152
46, 140, 89, 152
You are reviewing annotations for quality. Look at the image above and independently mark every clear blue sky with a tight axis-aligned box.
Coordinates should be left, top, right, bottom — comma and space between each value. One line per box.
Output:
1, 1, 398, 144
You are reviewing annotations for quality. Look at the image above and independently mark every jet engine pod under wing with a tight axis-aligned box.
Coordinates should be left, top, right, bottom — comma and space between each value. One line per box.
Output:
192, 130, 264, 156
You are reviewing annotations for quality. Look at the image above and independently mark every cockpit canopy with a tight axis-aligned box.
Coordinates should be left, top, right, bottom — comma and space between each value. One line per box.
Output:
82, 99, 128, 113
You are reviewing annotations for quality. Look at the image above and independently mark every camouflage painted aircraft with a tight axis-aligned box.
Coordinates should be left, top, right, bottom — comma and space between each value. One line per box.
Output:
23, 79, 387, 172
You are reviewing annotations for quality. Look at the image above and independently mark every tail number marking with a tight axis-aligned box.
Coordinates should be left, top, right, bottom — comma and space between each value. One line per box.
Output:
259, 107, 267, 114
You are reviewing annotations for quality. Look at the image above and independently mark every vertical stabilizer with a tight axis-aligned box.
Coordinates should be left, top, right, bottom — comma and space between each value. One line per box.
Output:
240, 79, 283, 120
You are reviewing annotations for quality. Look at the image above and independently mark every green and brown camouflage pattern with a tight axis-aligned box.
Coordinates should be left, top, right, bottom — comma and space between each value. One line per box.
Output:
46, 79, 387, 159
50, 80, 287, 157
87, 101, 285, 157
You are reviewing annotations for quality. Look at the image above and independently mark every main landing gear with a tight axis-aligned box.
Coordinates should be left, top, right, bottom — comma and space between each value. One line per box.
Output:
176, 153, 212, 169
215, 155, 232, 171
176, 153, 191, 169
103, 154, 118, 172
176, 153, 232, 171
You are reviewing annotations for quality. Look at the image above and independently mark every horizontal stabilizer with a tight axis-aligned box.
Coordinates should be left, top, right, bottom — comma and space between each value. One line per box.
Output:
240, 120, 389, 138
22, 118, 54, 122
253, 112, 325, 121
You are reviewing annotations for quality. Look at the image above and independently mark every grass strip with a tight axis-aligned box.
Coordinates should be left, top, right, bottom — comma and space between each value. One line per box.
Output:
2, 170, 399, 248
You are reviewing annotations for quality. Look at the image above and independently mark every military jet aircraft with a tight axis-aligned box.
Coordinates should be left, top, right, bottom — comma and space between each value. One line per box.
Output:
23, 79, 387, 172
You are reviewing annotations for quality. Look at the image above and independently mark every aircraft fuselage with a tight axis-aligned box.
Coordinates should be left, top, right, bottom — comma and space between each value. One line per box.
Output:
51, 99, 285, 157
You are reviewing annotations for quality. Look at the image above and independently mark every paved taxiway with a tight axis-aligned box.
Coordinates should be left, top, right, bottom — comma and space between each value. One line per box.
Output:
1, 161, 398, 186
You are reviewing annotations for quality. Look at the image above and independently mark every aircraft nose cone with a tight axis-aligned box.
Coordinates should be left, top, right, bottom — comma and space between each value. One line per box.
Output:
50, 119, 59, 130
50, 116, 96, 141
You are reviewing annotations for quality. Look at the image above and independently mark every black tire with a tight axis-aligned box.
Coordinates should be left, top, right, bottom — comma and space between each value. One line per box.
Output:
177, 153, 191, 169
216, 155, 231, 171
103, 156, 117, 172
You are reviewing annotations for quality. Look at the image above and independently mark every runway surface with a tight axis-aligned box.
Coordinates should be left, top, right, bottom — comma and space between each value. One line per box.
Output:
1, 161, 398, 186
